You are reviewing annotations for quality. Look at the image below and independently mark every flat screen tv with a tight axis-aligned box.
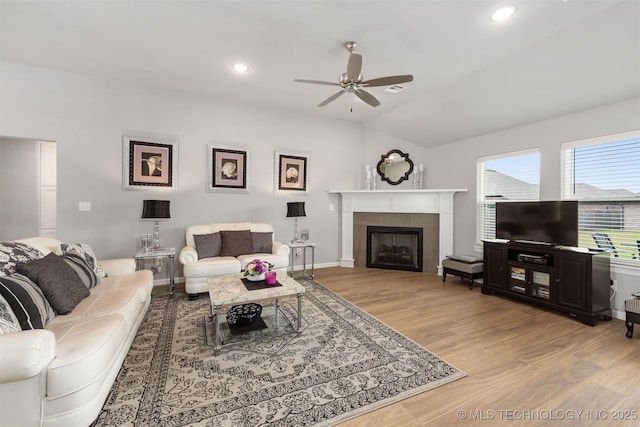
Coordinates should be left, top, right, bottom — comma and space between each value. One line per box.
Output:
495, 201, 578, 246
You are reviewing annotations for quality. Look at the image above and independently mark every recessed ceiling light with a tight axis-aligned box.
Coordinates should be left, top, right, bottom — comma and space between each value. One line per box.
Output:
491, 5, 517, 22
232, 63, 249, 73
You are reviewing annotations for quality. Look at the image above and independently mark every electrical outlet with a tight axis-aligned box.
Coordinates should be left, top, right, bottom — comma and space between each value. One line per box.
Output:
78, 202, 91, 211
295, 248, 302, 259
329, 203, 335, 211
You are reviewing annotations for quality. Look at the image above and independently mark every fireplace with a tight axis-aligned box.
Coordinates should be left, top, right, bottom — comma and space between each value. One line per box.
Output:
329, 189, 467, 275
367, 226, 423, 272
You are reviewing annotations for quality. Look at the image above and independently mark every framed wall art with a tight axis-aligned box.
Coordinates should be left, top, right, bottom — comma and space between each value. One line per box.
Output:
207, 146, 248, 193
123, 133, 178, 191
275, 152, 308, 193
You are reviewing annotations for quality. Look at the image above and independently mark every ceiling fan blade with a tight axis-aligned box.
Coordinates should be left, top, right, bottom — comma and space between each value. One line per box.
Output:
362, 75, 414, 87
346, 53, 362, 81
354, 88, 380, 107
318, 90, 346, 107
294, 79, 340, 86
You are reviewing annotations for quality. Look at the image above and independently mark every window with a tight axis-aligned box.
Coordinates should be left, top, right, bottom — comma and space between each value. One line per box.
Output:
477, 149, 540, 242
561, 131, 640, 262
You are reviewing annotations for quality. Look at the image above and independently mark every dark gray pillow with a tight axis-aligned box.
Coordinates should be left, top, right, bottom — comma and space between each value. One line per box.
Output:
193, 232, 222, 259
17, 253, 90, 315
220, 230, 253, 257
251, 232, 273, 254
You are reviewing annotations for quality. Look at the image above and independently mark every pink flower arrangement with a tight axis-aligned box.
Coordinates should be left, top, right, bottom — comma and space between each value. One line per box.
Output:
244, 259, 274, 277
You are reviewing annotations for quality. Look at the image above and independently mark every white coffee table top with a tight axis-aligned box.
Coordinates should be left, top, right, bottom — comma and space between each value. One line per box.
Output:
208, 269, 305, 307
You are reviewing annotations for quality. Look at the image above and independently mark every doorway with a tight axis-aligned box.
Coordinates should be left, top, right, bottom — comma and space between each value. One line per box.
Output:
0, 136, 57, 240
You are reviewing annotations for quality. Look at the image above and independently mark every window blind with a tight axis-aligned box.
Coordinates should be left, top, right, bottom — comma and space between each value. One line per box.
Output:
477, 149, 540, 242
561, 131, 640, 261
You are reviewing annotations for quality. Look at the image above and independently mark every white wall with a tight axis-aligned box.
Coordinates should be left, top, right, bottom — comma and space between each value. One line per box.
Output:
423, 97, 640, 316
0, 61, 371, 270
0, 137, 39, 239
1, 60, 637, 314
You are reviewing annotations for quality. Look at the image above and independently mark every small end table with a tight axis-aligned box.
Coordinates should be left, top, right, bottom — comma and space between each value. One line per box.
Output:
134, 247, 176, 295
288, 242, 316, 279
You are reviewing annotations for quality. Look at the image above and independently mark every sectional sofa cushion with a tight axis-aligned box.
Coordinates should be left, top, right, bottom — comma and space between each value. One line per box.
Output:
60, 242, 107, 278
220, 230, 253, 257
62, 252, 100, 289
251, 232, 273, 253
0, 273, 56, 329
193, 232, 222, 259
0, 241, 44, 276
17, 253, 90, 315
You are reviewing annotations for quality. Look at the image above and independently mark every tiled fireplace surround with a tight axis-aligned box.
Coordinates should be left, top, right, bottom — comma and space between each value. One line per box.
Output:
356, 213, 437, 273
330, 190, 467, 275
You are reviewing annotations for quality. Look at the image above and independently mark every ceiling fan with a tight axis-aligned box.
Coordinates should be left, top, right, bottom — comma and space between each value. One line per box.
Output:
294, 41, 414, 107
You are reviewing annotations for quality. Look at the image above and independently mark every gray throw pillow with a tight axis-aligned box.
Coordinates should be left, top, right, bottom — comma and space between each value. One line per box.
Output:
220, 230, 253, 257
17, 253, 90, 315
0, 241, 44, 277
62, 252, 100, 289
251, 232, 273, 254
0, 293, 22, 334
0, 273, 56, 329
193, 232, 222, 259
60, 243, 107, 278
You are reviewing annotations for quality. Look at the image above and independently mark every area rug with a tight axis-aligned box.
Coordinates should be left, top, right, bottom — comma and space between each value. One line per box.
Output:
92, 278, 466, 426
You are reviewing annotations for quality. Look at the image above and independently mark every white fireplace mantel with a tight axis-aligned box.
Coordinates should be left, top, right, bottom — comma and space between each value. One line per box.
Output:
328, 189, 467, 274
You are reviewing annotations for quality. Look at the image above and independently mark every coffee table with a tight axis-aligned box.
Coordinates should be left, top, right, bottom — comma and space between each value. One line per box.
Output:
207, 269, 305, 355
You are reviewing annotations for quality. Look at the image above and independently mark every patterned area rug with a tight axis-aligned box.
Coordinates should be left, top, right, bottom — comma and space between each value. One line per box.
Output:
92, 279, 466, 426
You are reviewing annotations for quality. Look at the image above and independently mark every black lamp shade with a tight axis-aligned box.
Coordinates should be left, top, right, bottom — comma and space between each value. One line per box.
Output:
286, 202, 306, 218
141, 200, 171, 219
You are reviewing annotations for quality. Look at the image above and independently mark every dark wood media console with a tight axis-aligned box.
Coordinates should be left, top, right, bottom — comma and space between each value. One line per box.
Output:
482, 240, 612, 326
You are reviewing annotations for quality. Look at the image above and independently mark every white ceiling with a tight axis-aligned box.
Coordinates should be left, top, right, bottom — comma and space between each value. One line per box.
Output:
1, 0, 638, 148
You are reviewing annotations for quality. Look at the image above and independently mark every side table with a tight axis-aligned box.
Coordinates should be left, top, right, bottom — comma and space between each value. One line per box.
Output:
134, 247, 176, 295
288, 242, 316, 279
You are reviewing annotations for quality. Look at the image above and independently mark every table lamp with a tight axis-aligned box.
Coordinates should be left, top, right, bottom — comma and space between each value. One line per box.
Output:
141, 200, 171, 249
286, 201, 306, 243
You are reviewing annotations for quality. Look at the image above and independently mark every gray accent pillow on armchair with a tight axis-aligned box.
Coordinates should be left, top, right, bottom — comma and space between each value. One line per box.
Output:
193, 232, 222, 259
220, 230, 253, 257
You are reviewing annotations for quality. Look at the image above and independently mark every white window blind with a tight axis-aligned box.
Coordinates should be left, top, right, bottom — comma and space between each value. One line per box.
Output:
561, 131, 640, 261
477, 149, 540, 242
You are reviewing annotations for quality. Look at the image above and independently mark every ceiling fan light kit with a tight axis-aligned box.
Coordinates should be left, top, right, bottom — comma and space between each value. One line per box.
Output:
294, 41, 414, 107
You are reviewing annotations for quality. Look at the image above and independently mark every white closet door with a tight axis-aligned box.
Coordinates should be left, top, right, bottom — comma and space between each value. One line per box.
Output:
39, 142, 56, 237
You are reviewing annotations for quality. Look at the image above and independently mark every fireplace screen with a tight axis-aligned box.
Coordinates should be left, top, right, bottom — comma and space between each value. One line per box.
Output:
366, 226, 423, 272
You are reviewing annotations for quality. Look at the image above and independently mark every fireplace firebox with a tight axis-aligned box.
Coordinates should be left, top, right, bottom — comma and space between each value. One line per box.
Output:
366, 226, 423, 272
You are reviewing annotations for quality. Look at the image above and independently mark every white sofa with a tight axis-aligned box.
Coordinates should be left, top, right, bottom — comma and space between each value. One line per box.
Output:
179, 223, 290, 297
0, 237, 154, 427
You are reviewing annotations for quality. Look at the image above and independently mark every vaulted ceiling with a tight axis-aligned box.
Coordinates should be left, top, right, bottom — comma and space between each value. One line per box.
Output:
1, 0, 638, 148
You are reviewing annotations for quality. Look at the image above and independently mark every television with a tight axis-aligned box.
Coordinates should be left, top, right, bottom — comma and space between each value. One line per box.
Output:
495, 201, 578, 246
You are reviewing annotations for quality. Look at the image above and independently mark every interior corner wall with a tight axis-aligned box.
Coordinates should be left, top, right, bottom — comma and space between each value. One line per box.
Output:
0, 61, 365, 271
362, 127, 430, 190
423, 97, 640, 256
421, 97, 640, 315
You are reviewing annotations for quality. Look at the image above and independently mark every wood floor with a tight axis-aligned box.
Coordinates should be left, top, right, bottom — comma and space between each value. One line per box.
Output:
311, 267, 640, 427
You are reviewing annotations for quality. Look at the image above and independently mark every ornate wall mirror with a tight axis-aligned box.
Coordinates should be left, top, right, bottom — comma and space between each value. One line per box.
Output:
376, 149, 414, 185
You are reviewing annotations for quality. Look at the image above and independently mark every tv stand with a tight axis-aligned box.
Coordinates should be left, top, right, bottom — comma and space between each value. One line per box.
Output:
482, 240, 612, 326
